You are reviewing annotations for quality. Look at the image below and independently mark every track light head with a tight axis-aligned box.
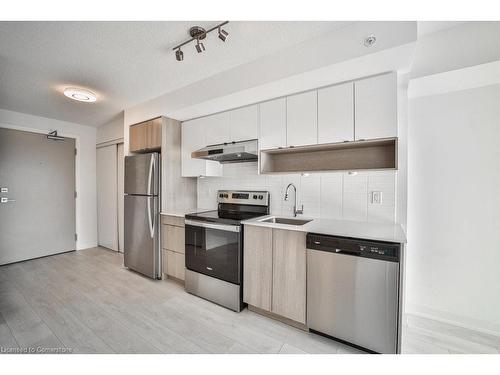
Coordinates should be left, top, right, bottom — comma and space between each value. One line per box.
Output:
218, 27, 229, 42
175, 48, 184, 61
195, 39, 205, 53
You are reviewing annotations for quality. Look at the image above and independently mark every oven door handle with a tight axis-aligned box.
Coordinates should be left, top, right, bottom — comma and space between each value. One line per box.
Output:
185, 220, 240, 233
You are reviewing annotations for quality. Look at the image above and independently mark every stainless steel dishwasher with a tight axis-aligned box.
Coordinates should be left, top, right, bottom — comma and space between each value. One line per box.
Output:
306, 233, 402, 354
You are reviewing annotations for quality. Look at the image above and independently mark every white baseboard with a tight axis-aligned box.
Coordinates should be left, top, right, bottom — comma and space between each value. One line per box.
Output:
76, 242, 98, 251
406, 302, 500, 338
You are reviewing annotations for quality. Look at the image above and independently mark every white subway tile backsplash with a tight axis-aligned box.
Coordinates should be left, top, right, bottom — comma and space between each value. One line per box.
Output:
320, 175, 342, 219
196, 164, 397, 223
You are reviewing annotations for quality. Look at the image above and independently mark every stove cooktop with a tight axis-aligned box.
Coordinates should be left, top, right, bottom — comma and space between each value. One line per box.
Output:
185, 209, 265, 225
186, 190, 270, 226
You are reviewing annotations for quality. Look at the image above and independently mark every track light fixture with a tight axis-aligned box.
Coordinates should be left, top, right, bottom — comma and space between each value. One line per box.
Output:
175, 48, 184, 61
172, 21, 229, 62
195, 38, 205, 53
218, 27, 229, 42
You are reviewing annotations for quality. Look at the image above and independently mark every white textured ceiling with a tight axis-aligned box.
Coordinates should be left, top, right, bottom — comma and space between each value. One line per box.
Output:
0, 21, 351, 126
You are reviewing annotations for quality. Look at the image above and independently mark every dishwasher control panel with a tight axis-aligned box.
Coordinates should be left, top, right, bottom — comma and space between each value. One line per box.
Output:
306, 233, 400, 262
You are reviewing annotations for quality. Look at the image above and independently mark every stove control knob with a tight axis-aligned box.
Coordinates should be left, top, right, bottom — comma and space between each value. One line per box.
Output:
253, 195, 258, 199
219, 193, 224, 198
224, 194, 229, 198
258, 195, 263, 200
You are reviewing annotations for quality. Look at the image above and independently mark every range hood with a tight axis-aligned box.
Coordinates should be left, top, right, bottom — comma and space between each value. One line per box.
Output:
191, 139, 258, 164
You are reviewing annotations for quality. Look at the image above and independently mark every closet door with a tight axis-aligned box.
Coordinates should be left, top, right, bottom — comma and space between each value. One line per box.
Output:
117, 143, 125, 252
97, 145, 119, 251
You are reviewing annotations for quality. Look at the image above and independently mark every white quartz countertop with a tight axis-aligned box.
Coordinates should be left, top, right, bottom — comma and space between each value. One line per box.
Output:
242, 215, 407, 244
160, 208, 211, 218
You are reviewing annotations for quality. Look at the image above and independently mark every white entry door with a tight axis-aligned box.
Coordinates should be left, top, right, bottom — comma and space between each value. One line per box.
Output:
96, 145, 118, 251
0, 127, 76, 265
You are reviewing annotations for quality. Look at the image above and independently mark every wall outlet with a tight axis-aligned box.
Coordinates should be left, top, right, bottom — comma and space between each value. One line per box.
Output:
371, 191, 382, 204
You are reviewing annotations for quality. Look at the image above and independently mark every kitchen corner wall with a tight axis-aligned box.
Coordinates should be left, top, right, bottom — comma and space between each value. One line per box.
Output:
197, 162, 397, 223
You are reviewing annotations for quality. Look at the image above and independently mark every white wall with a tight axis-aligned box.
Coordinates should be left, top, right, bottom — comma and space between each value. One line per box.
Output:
198, 163, 397, 223
97, 111, 124, 144
407, 84, 500, 334
410, 22, 500, 79
0, 109, 98, 250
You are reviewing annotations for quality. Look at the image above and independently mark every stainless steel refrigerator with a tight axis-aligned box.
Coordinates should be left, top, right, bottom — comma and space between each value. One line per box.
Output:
124, 152, 161, 279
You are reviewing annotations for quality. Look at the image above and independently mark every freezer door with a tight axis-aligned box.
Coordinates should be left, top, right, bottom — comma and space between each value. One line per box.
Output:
124, 194, 160, 278
124, 153, 159, 195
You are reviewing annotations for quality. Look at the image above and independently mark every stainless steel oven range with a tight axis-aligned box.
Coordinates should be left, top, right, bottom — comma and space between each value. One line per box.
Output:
184, 190, 270, 312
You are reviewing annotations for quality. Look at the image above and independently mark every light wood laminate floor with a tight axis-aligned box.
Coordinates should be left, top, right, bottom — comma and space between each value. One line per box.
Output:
0, 247, 499, 354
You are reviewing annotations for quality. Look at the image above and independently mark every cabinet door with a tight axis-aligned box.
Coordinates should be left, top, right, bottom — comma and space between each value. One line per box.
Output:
230, 105, 259, 142
162, 224, 185, 254
204, 112, 231, 146
181, 119, 222, 177
147, 118, 162, 149
181, 119, 206, 177
318, 82, 354, 143
272, 229, 307, 324
165, 249, 176, 277
260, 98, 286, 150
286, 91, 318, 147
243, 225, 273, 311
355, 72, 397, 140
129, 123, 146, 152
174, 251, 185, 281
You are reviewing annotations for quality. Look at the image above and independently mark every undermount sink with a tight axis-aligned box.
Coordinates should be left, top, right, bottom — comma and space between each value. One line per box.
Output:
260, 217, 312, 226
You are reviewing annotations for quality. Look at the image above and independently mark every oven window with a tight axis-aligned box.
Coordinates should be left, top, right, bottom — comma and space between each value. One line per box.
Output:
185, 224, 241, 284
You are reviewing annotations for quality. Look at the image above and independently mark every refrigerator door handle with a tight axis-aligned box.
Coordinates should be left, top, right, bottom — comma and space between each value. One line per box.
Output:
147, 154, 154, 196
147, 196, 154, 238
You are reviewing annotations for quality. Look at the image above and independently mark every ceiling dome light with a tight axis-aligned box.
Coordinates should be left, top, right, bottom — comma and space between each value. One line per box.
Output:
63, 87, 97, 102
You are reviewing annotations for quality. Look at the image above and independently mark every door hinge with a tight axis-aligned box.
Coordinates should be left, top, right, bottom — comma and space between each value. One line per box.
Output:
74, 191, 77, 198
75, 234, 78, 241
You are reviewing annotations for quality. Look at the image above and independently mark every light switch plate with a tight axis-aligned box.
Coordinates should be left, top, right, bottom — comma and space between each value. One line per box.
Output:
0, 187, 8, 193
371, 191, 382, 204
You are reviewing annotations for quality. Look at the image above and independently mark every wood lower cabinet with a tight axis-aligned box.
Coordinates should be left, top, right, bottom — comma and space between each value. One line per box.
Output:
163, 249, 185, 280
161, 214, 185, 281
243, 225, 307, 324
129, 117, 162, 153
243, 225, 273, 311
272, 229, 307, 324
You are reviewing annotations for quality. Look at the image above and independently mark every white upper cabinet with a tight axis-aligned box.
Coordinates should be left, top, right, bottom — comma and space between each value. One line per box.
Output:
286, 91, 318, 147
259, 98, 287, 150
181, 118, 222, 177
204, 112, 230, 146
354, 72, 397, 140
230, 104, 259, 142
318, 82, 354, 143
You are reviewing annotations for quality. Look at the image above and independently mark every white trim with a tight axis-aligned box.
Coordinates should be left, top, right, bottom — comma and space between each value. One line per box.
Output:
406, 302, 500, 338
96, 137, 124, 148
408, 60, 500, 98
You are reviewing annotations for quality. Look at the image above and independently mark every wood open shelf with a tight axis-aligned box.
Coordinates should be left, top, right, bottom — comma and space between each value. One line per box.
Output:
259, 138, 397, 174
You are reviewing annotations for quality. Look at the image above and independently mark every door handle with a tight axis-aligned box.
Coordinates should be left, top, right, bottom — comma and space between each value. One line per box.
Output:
147, 154, 154, 196
147, 196, 154, 238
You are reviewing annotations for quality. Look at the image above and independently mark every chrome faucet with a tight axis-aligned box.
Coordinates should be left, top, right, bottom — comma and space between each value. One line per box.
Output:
284, 183, 303, 217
